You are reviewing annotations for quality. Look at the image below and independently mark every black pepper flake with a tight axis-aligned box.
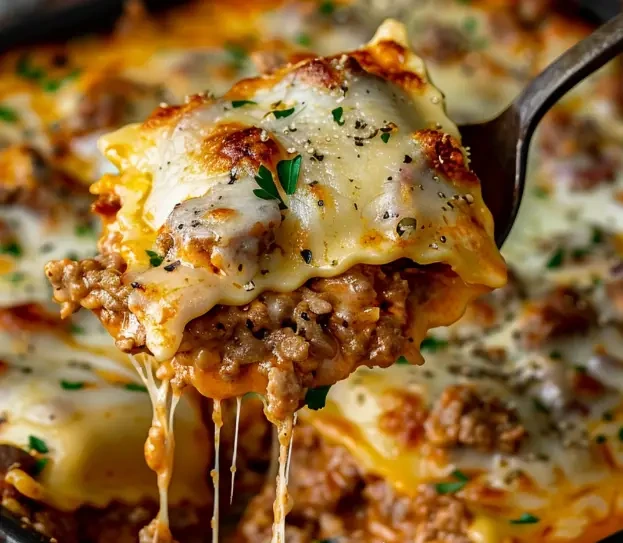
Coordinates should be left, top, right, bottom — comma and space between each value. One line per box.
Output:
312, 153, 324, 162
354, 203, 358, 210
260, 269, 269, 275
163, 261, 180, 272
318, 200, 324, 207
177, 224, 184, 230
238, 264, 243, 271
301, 312, 310, 321
309, 180, 319, 186
300, 249, 313, 264
440, 235, 447, 243
130, 281, 143, 289
191, 220, 201, 227
404, 155, 412, 164
383, 211, 390, 220
246, 319, 254, 329
216, 322, 225, 330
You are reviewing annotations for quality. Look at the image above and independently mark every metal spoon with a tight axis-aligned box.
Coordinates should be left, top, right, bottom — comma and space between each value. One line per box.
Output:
460, 12, 623, 247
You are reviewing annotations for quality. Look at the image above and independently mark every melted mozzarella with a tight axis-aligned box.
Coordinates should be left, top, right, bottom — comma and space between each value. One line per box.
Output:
97, 21, 505, 360
0, 325, 211, 511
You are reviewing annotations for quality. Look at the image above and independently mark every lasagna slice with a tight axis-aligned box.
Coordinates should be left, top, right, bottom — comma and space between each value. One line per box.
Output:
46, 19, 505, 420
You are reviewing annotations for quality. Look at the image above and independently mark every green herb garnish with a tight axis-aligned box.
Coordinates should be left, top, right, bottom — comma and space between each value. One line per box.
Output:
33, 457, 48, 475
276, 155, 302, 195
395, 355, 409, 365
254, 165, 286, 208
510, 513, 539, 525
0, 105, 18, 123
0, 241, 22, 257
318, 0, 335, 15
16, 55, 45, 81
618, 427, 623, 441
420, 336, 449, 352
331, 107, 345, 126
6, 272, 25, 283
533, 187, 549, 199
146, 250, 163, 267
591, 226, 604, 245
305, 385, 331, 410
296, 33, 312, 47
546, 248, 564, 269
435, 470, 469, 494
532, 398, 549, 414
75, 223, 96, 237
224, 43, 248, 70
28, 435, 49, 454
380, 132, 390, 144
69, 324, 85, 335
462, 16, 478, 34
273, 107, 295, 119
595, 434, 607, 444
232, 100, 257, 108
125, 383, 148, 393
60, 380, 85, 390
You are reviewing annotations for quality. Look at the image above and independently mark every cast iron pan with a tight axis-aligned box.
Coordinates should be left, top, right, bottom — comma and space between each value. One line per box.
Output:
0, 0, 621, 542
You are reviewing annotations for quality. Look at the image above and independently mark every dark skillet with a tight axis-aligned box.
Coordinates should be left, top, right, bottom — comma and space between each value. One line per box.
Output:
0, 1, 620, 542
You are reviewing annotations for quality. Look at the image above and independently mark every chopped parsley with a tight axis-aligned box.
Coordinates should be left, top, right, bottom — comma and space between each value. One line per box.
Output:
273, 107, 295, 119
545, 248, 564, 269
254, 156, 302, 208
331, 107, 345, 126
549, 350, 562, 360
618, 427, 623, 441
0, 241, 22, 257
296, 33, 312, 47
69, 324, 85, 335
28, 435, 49, 454
75, 223, 96, 237
462, 16, 478, 34
533, 186, 549, 199
33, 457, 49, 476
60, 380, 85, 390
395, 355, 409, 365
420, 336, 449, 352
380, 132, 391, 144
435, 470, 469, 494
16, 55, 45, 81
146, 250, 163, 267
6, 272, 25, 283
305, 385, 331, 410
277, 155, 302, 195
224, 42, 248, 70
595, 434, 607, 444
509, 513, 540, 525
125, 383, 148, 393
318, 0, 335, 15
232, 100, 257, 108
591, 226, 604, 244
532, 398, 549, 414
0, 105, 18, 123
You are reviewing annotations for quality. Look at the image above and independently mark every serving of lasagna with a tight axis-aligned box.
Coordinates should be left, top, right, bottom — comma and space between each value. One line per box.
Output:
0, 0, 622, 542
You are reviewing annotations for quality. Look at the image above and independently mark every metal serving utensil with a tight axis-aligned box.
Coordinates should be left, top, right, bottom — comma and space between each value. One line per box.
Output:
461, 12, 623, 247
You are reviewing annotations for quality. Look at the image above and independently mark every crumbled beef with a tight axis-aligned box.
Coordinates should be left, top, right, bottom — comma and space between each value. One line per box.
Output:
519, 287, 597, 349
539, 109, 619, 191
236, 423, 473, 543
425, 384, 527, 453
378, 390, 428, 446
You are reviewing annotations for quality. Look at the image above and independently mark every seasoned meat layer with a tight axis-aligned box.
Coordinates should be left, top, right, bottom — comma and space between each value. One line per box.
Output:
235, 423, 472, 543
47, 253, 439, 420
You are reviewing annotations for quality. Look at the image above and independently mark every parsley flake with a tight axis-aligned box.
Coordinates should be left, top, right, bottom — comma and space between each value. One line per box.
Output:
318, 0, 335, 15
146, 250, 163, 267
69, 324, 85, 335
595, 434, 607, 444
60, 380, 85, 390
305, 385, 331, 410
395, 355, 409, 365
0, 241, 22, 257
462, 16, 478, 34
618, 427, 623, 441
591, 226, 604, 245
16, 55, 45, 81
0, 105, 18, 123
420, 336, 449, 352
33, 457, 48, 475
232, 100, 257, 108
435, 470, 469, 494
509, 513, 540, 525
331, 107, 345, 126
277, 154, 302, 195
273, 107, 295, 119
28, 435, 49, 454
380, 132, 391, 143
546, 248, 564, 269
75, 223, 96, 237
533, 187, 548, 199
125, 383, 148, 393
254, 165, 286, 208
224, 43, 248, 70
296, 33, 312, 47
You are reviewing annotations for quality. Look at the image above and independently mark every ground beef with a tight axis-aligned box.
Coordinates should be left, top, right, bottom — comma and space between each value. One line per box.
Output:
46, 253, 428, 420
519, 287, 597, 349
235, 423, 472, 543
424, 384, 527, 454
539, 109, 619, 191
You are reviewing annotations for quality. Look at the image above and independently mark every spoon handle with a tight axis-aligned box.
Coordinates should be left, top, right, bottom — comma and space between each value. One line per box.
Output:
517, 12, 623, 139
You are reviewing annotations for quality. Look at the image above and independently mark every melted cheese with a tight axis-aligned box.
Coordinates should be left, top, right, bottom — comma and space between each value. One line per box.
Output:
0, 322, 211, 511
96, 20, 505, 360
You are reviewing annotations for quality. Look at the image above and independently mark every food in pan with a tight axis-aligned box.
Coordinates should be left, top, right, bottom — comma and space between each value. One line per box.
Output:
0, 0, 622, 542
